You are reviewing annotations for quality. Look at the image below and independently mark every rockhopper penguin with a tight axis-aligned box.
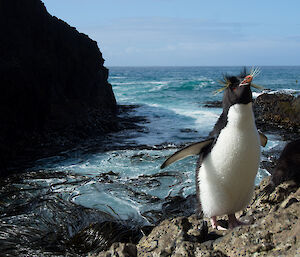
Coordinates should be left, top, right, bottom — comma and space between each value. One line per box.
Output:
161, 68, 267, 230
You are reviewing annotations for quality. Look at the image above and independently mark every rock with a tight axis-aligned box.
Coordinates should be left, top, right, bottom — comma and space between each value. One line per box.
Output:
130, 178, 300, 256
254, 93, 300, 133
270, 139, 300, 187
94, 243, 137, 257
205, 92, 300, 133
180, 128, 198, 133
261, 138, 300, 198
87, 176, 299, 256
137, 216, 209, 256
161, 194, 198, 220
69, 221, 143, 254
141, 194, 198, 225
0, 0, 117, 175
214, 185, 300, 257
203, 101, 222, 108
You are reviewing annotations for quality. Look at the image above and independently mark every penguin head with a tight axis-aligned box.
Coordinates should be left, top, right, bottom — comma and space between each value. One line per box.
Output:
222, 70, 254, 109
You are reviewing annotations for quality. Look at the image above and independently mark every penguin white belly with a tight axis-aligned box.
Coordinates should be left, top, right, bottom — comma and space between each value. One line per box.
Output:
198, 103, 261, 217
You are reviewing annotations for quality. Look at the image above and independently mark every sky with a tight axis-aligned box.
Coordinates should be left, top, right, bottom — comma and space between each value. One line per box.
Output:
42, 0, 300, 66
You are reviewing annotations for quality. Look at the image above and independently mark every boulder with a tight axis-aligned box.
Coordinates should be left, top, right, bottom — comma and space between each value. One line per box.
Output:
254, 93, 300, 133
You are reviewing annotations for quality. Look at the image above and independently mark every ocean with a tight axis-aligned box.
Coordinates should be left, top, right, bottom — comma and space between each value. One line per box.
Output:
1, 66, 300, 254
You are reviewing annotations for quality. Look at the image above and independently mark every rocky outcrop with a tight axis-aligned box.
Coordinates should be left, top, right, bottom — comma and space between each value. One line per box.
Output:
0, 0, 117, 174
92, 178, 299, 256
254, 93, 300, 133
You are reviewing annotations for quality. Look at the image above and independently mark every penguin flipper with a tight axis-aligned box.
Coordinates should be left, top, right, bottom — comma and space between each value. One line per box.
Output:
160, 138, 214, 169
259, 132, 268, 147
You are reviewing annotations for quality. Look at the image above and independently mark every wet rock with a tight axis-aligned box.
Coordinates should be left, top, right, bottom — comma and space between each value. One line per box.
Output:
117, 105, 148, 131
96, 171, 120, 183
162, 194, 198, 220
69, 221, 143, 254
180, 128, 199, 133
203, 101, 222, 108
105, 171, 120, 177
141, 194, 198, 225
130, 153, 162, 162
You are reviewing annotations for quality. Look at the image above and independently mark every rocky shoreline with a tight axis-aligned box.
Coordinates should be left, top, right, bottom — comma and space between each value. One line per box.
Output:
90, 177, 299, 257
1, 88, 299, 256
1, 104, 147, 177
0, 94, 298, 256
86, 93, 300, 257
1, 1, 299, 255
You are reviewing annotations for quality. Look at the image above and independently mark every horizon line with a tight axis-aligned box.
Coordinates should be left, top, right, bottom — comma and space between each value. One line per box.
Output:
106, 65, 300, 68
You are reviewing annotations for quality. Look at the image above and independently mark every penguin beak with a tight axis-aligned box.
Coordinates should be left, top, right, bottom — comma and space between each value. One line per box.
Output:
239, 75, 253, 87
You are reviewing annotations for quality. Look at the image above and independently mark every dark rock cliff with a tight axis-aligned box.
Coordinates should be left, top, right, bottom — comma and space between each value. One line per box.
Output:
0, 0, 117, 174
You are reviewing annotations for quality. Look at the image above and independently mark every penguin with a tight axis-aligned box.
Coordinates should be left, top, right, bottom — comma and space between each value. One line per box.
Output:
161, 68, 268, 230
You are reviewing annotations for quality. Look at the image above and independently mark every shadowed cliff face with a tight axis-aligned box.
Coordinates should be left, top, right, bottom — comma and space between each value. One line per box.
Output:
0, 0, 117, 174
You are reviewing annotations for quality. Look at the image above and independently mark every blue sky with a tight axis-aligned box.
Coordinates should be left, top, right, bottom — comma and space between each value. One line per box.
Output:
42, 0, 300, 66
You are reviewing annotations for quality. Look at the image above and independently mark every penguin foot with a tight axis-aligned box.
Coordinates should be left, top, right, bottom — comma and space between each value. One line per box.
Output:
228, 214, 249, 229
211, 214, 250, 230
210, 216, 227, 230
